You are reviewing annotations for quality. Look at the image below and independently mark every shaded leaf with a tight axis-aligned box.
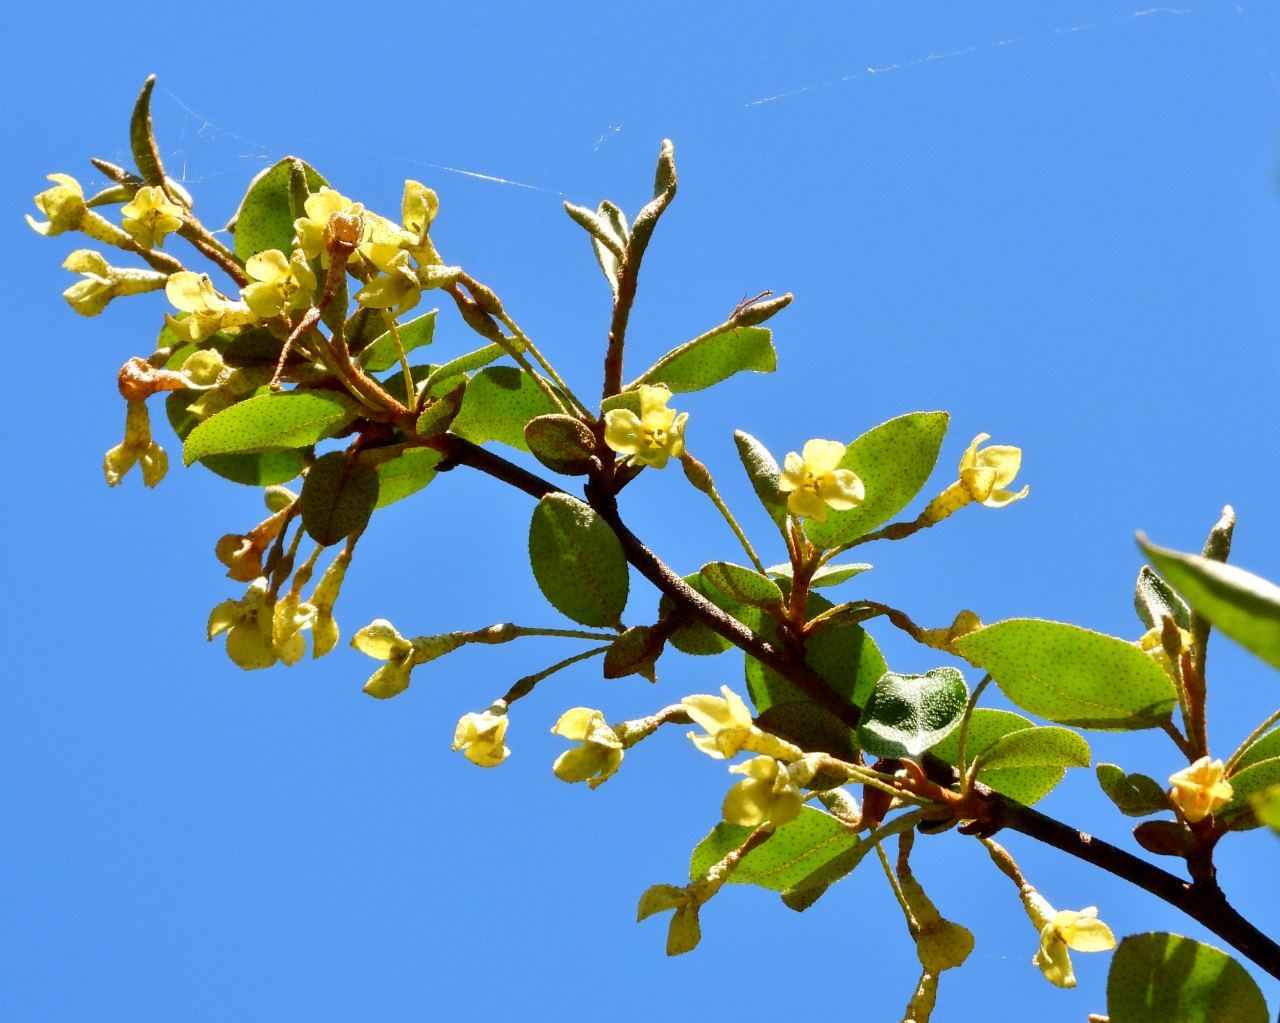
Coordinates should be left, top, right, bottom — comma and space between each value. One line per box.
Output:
451, 366, 561, 452
1107, 933, 1269, 1023
301, 452, 379, 546
1139, 537, 1280, 670
632, 326, 776, 394
374, 448, 441, 508
734, 430, 788, 531
805, 412, 949, 548
229, 157, 328, 261
528, 494, 628, 627
1096, 763, 1170, 817
661, 573, 758, 656
954, 619, 1178, 730
525, 414, 597, 475
1133, 820, 1195, 858
932, 708, 1066, 805
1134, 565, 1191, 632
702, 561, 784, 609
183, 391, 359, 465
415, 380, 467, 439
689, 807, 858, 892
858, 667, 968, 759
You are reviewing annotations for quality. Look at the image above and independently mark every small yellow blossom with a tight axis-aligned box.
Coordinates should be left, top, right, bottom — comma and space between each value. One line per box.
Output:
603, 384, 688, 469
120, 186, 184, 250
61, 250, 168, 317
1168, 756, 1234, 824
778, 439, 866, 522
453, 708, 510, 767
636, 884, 702, 956
165, 271, 255, 342
1138, 625, 1195, 682
207, 578, 311, 671
1020, 886, 1116, 988
294, 187, 365, 265
682, 686, 803, 762
351, 619, 417, 699
898, 874, 975, 973
921, 433, 1029, 523
308, 549, 351, 659
103, 400, 167, 488
722, 755, 818, 828
241, 249, 317, 318
28, 173, 134, 247
354, 247, 422, 314
550, 707, 624, 788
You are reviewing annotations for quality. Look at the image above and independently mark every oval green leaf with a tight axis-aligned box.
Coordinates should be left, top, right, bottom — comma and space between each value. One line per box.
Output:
689, 807, 859, 892
451, 366, 561, 452
1107, 933, 1269, 1023
1220, 756, 1280, 831
1140, 537, 1280, 670
524, 414, 597, 475
954, 619, 1178, 731
932, 708, 1068, 805
1096, 763, 1170, 817
301, 452, 380, 546
805, 412, 949, 548
374, 448, 441, 508
357, 310, 437, 372
229, 156, 328, 262
702, 561, 784, 609
631, 325, 776, 394
165, 390, 304, 487
528, 494, 628, 627
767, 562, 872, 590
858, 667, 969, 760
1235, 727, 1280, 773
415, 380, 467, 439
974, 725, 1090, 773
660, 572, 759, 656
183, 391, 360, 465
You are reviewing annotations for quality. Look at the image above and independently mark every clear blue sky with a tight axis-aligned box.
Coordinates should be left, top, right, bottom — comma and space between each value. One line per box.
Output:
6, 2, 1280, 1020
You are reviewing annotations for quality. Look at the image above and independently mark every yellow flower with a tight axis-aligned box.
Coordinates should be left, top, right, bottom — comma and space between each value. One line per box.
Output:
354, 248, 421, 315
636, 884, 702, 956
777, 439, 866, 521
103, 400, 167, 488
722, 755, 818, 828
959, 433, 1029, 507
308, 549, 351, 659
120, 186, 184, 250
351, 619, 417, 699
453, 708, 511, 767
61, 250, 168, 317
1138, 625, 1194, 682
1168, 756, 1234, 824
1020, 886, 1116, 988
682, 686, 755, 759
165, 271, 255, 342
294, 187, 365, 265
358, 180, 442, 269
207, 578, 307, 671
241, 249, 317, 318
27, 173, 89, 236
603, 384, 688, 469
898, 874, 975, 973
271, 593, 317, 667
551, 707, 624, 788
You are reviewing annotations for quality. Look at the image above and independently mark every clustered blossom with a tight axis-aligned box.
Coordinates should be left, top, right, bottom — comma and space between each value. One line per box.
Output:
922, 433, 1028, 524
1168, 756, 1234, 824
722, 754, 818, 828
103, 400, 167, 488
241, 249, 317, 318
207, 578, 316, 670
165, 271, 255, 343
682, 686, 801, 762
550, 708, 624, 788
351, 620, 419, 699
603, 384, 688, 469
778, 438, 866, 521
1019, 886, 1116, 988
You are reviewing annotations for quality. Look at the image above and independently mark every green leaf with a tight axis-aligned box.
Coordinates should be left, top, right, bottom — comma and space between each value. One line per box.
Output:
602, 626, 660, 681
932, 708, 1067, 805
701, 562, 784, 609
165, 390, 304, 487
374, 448, 441, 508
780, 813, 920, 912
660, 573, 759, 656
733, 430, 788, 531
528, 494, 628, 627
1235, 727, 1280, 772
1220, 757, 1280, 831
1096, 763, 1170, 817
767, 562, 872, 589
754, 702, 859, 761
451, 366, 561, 452
954, 619, 1178, 730
858, 667, 969, 759
631, 326, 776, 394
129, 76, 165, 186
1135, 565, 1191, 632
1253, 784, 1280, 832
183, 391, 360, 465
805, 412, 949, 548
424, 342, 514, 391
1107, 933, 1269, 1023
300, 452, 380, 546
745, 592, 886, 712
689, 807, 859, 892
415, 380, 467, 439
357, 310, 437, 372
524, 414, 597, 475
229, 156, 328, 262
973, 726, 1090, 772
1139, 537, 1280, 670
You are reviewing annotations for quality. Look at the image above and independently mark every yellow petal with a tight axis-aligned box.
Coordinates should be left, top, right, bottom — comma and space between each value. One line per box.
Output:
604, 408, 643, 455
801, 438, 846, 472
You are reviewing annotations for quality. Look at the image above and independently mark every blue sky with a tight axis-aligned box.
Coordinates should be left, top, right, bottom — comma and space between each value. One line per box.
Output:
6, 2, 1280, 1020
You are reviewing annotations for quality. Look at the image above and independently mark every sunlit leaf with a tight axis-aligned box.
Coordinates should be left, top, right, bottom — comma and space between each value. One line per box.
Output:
1107, 933, 1269, 1023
